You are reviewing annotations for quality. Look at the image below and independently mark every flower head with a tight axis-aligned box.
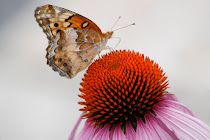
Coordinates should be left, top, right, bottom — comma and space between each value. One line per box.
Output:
69, 50, 210, 140
79, 50, 168, 127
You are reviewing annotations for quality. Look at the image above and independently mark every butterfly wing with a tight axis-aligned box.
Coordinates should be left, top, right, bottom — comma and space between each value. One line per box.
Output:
35, 4, 106, 78
47, 29, 101, 78
35, 4, 103, 41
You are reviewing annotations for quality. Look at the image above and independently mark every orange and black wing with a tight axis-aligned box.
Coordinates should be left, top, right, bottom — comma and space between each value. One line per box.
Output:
35, 4, 103, 41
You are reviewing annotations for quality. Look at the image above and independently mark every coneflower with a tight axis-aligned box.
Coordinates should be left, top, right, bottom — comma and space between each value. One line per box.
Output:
69, 50, 210, 140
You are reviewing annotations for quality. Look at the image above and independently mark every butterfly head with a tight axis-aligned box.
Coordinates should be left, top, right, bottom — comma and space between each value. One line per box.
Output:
103, 31, 114, 40
101, 31, 113, 47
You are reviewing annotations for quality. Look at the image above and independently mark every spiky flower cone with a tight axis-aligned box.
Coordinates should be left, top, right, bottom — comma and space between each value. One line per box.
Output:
79, 50, 168, 127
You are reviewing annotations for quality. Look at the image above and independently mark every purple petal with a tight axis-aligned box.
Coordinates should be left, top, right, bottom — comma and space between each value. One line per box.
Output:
112, 124, 127, 140
92, 126, 110, 140
75, 118, 96, 140
125, 121, 136, 140
136, 118, 156, 140
69, 111, 86, 140
149, 113, 179, 140
155, 106, 210, 140
109, 125, 115, 140
92, 127, 100, 138
159, 99, 196, 117
136, 115, 177, 140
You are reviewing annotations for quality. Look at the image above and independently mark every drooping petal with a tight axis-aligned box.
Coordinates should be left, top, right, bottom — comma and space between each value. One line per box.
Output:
155, 106, 210, 140
125, 121, 136, 140
69, 112, 86, 140
92, 125, 110, 140
75, 118, 96, 140
159, 99, 196, 117
112, 124, 127, 140
136, 115, 177, 140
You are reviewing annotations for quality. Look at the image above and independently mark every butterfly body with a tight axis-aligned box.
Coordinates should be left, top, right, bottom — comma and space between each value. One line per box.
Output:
35, 5, 113, 78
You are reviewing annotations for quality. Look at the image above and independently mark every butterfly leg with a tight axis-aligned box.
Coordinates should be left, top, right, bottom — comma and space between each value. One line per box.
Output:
104, 46, 114, 52
97, 53, 101, 59
105, 46, 122, 60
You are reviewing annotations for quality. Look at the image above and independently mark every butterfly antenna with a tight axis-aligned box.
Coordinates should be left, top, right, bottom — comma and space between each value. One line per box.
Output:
112, 23, 135, 31
110, 16, 121, 31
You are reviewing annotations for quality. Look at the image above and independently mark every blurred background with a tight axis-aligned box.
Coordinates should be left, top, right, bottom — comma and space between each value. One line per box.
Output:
0, 0, 210, 140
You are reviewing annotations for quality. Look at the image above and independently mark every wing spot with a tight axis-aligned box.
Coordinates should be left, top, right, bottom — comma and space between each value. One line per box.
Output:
57, 29, 61, 33
68, 22, 72, 27
58, 58, 62, 62
65, 15, 74, 22
82, 22, 89, 28
63, 63, 67, 67
63, 22, 71, 27
62, 12, 74, 16
54, 23, 59, 27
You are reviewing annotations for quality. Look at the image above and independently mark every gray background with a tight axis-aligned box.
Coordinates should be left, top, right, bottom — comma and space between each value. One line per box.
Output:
0, 0, 210, 140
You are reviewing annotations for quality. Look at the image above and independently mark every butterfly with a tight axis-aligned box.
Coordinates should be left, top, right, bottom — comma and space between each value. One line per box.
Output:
35, 4, 113, 78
